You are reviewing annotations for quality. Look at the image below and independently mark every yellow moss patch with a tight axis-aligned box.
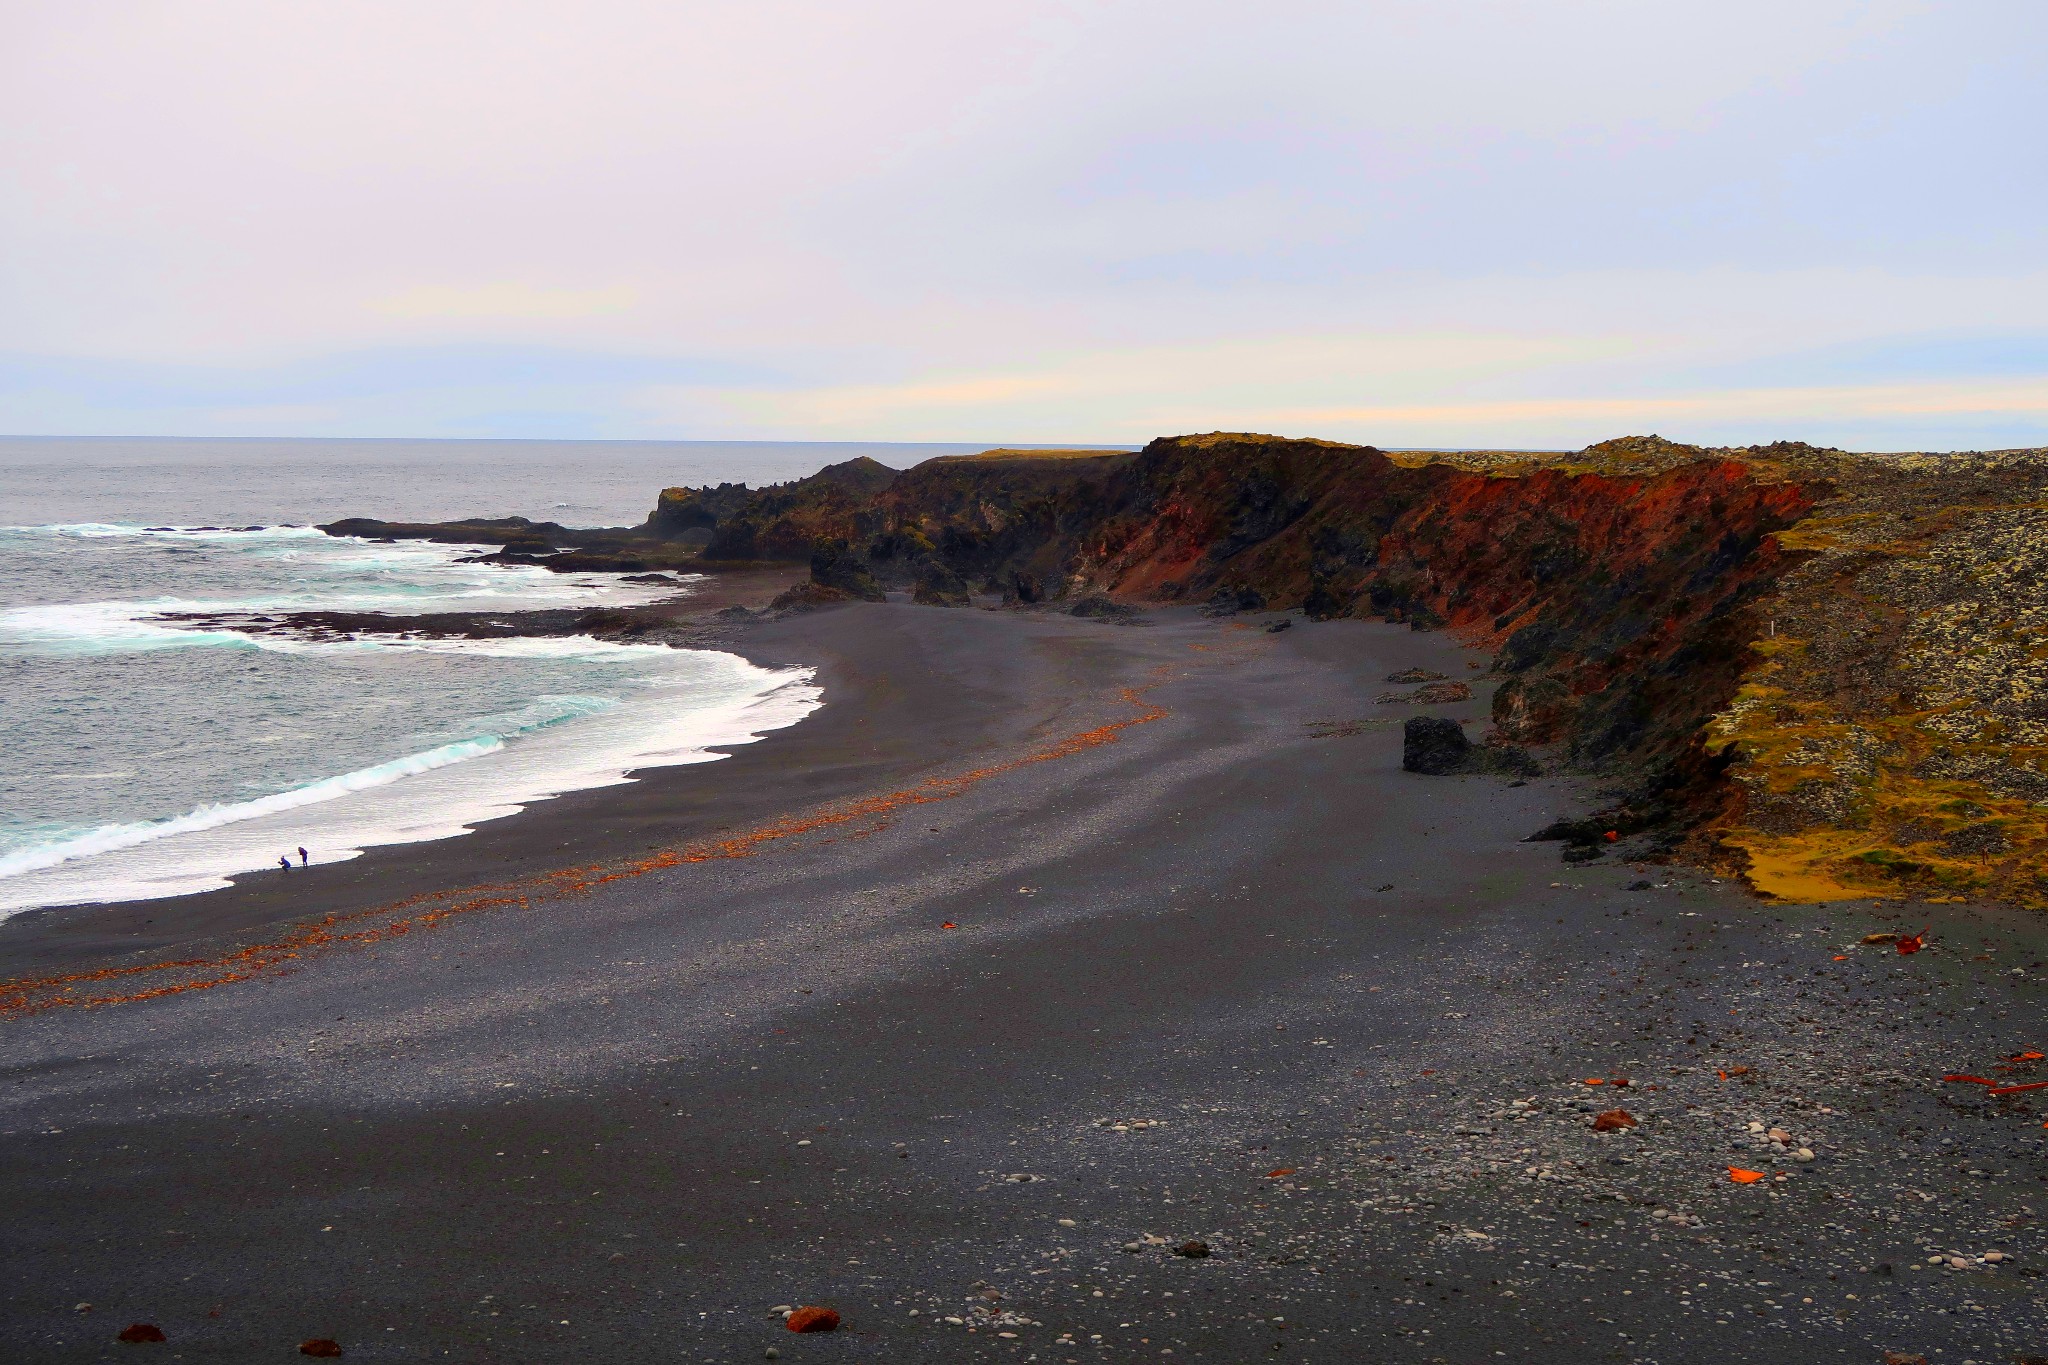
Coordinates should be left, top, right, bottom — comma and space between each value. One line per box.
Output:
1722, 830, 1900, 902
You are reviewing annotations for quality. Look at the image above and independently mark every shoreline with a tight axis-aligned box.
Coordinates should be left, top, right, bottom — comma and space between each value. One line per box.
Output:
0, 593, 1151, 980
4, 602, 2042, 1363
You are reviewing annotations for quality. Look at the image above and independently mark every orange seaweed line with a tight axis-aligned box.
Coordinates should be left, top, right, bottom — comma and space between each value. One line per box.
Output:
0, 687, 1169, 1023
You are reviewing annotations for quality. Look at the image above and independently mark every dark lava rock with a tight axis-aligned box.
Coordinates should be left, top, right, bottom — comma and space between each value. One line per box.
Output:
1561, 845, 1604, 864
913, 562, 972, 608
1385, 667, 1449, 684
1175, 1240, 1212, 1258
768, 582, 854, 613
1409, 681, 1473, 704
1402, 716, 1471, 775
117, 1322, 166, 1343
1070, 595, 1137, 621
808, 540, 885, 602
1481, 743, 1541, 778
1264, 618, 1291, 633
299, 1340, 344, 1357
1201, 585, 1266, 616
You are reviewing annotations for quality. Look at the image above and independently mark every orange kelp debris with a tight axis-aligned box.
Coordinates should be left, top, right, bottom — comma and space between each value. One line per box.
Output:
1862, 932, 1899, 945
940, 922, 957, 929
1264, 1168, 1297, 1178
117, 1322, 166, 1342
2014, 1051, 2045, 1061
1943, 1074, 1997, 1087
1582, 1077, 1605, 1085
1591, 1109, 1637, 1132
1989, 1081, 2048, 1096
299, 1341, 343, 1358
1728, 1168, 1766, 1184
786, 1307, 839, 1333
0, 687, 1168, 1023
1897, 926, 1930, 955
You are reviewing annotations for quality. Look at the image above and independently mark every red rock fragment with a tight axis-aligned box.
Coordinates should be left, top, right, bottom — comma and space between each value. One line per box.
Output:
117, 1323, 166, 1343
1897, 926, 1929, 955
786, 1306, 839, 1333
1264, 1167, 1296, 1178
1591, 1109, 1637, 1132
1883, 1353, 1928, 1365
299, 1341, 343, 1358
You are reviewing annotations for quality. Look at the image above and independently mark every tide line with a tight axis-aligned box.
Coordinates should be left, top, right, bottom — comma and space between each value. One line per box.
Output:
0, 684, 1170, 1022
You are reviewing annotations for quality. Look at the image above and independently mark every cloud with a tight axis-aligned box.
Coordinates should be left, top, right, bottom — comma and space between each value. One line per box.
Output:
2, 1, 2045, 446
372, 282, 639, 322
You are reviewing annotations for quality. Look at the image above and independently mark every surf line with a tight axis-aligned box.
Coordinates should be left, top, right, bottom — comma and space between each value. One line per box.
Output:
0, 685, 1169, 1022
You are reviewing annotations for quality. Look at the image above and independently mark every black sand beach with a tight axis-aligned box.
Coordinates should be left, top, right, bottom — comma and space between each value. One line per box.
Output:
3, 603, 2045, 1362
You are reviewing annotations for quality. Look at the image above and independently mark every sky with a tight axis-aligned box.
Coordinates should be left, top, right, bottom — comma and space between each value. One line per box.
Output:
3, 0, 2046, 450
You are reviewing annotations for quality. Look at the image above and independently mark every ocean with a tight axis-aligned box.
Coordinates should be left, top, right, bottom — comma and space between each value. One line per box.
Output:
0, 436, 985, 917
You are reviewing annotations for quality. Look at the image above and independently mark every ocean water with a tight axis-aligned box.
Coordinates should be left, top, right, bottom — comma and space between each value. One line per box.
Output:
0, 437, 984, 917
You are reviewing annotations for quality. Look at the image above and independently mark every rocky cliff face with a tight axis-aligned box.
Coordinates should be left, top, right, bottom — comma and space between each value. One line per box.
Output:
656, 431, 2048, 908
331, 430, 2048, 909
1701, 447, 2048, 906
699, 434, 1814, 776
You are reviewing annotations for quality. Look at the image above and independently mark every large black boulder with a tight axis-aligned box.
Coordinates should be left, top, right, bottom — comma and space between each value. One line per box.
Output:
1402, 715, 1472, 775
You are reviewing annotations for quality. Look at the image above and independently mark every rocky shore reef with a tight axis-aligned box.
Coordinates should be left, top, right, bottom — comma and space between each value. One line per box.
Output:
321, 432, 2048, 909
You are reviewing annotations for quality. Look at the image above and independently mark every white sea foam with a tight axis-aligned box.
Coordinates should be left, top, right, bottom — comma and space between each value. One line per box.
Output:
0, 653, 821, 914
1, 514, 804, 915
0, 521, 695, 656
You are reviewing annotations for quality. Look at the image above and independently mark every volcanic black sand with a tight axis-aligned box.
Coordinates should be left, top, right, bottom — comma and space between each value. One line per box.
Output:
3, 603, 2045, 1363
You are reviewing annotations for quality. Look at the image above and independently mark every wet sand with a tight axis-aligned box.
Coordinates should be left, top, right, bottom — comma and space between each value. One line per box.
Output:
2, 603, 2044, 1362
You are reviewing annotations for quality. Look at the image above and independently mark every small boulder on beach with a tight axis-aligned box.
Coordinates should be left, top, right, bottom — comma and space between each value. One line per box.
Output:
1402, 716, 1471, 774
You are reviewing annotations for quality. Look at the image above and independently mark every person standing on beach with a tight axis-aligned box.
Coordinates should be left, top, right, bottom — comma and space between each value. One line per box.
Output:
297, 846, 308, 866
279, 856, 291, 873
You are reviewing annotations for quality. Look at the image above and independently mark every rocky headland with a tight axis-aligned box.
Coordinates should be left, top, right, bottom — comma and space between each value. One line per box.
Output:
323, 432, 2048, 911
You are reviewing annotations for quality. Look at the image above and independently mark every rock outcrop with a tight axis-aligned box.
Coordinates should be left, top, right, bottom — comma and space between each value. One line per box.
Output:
323, 431, 2048, 908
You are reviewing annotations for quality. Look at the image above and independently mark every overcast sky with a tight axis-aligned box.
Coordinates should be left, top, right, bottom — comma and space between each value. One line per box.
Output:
3, 0, 2045, 449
